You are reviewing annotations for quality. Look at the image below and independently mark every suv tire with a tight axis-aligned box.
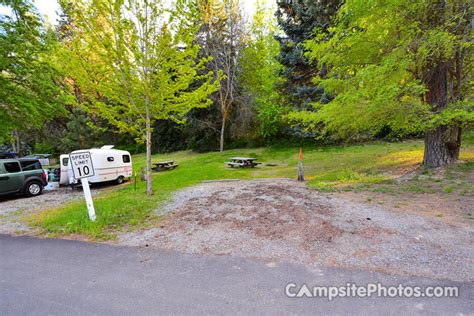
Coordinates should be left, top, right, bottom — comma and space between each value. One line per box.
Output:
24, 181, 43, 197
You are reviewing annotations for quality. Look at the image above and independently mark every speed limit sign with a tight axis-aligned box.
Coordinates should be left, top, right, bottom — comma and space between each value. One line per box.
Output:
69, 151, 95, 179
69, 151, 96, 221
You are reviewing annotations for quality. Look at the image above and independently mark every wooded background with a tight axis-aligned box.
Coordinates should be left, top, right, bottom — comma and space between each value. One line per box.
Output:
1, 0, 472, 165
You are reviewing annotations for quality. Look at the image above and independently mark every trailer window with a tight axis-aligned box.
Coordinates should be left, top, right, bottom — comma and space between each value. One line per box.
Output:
4, 162, 21, 173
122, 155, 131, 163
62, 157, 69, 166
107, 157, 114, 162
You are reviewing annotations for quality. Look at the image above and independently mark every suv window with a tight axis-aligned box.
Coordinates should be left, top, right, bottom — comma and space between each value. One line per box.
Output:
20, 160, 42, 171
4, 162, 21, 173
122, 155, 131, 163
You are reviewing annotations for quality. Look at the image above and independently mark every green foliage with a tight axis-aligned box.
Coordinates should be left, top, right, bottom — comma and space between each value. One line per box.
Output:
33, 141, 55, 154
152, 120, 187, 153
56, 107, 105, 153
185, 106, 221, 152
275, 0, 340, 109
238, 1, 286, 138
115, 143, 146, 155
0, 0, 68, 141
56, 0, 221, 194
296, 0, 472, 141
428, 100, 474, 129
59, 0, 219, 143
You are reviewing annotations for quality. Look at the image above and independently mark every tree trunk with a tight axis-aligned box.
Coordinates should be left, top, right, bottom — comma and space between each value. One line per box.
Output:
219, 110, 227, 152
10, 130, 20, 156
422, 60, 461, 168
422, 0, 462, 168
10, 140, 17, 155
145, 95, 153, 196
423, 126, 461, 168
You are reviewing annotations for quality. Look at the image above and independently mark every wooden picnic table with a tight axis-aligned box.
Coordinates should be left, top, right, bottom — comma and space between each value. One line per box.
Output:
225, 157, 261, 168
152, 160, 178, 172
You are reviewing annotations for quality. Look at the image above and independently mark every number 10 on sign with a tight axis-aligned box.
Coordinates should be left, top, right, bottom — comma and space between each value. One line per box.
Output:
69, 151, 96, 221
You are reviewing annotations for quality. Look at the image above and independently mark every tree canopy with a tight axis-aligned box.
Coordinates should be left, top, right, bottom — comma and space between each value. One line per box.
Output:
0, 0, 471, 171
239, 0, 283, 139
60, 0, 219, 194
0, 0, 67, 150
275, 0, 340, 109
290, 0, 472, 166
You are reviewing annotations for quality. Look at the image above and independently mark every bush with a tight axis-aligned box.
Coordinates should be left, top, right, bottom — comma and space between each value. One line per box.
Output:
115, 143, 146, 155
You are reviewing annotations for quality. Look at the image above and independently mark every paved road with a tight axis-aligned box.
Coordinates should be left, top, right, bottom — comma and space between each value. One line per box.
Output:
0, 234, 472, 315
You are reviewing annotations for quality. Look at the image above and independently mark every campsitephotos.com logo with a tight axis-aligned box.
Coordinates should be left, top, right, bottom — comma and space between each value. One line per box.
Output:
285, 283, 459, 300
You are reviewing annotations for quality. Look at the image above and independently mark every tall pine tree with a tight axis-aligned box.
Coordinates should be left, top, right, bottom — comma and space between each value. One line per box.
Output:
275, 0, 340, 110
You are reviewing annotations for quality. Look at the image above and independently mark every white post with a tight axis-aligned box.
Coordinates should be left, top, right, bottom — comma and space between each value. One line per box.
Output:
81, 178, 96, 221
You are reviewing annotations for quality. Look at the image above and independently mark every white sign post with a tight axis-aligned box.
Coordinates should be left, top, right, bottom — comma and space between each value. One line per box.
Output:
69, 151, 96, 221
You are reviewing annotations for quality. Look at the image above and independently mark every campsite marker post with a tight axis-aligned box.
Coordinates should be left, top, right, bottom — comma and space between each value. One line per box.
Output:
297, 148, 304, 182
69, 151, 96, 221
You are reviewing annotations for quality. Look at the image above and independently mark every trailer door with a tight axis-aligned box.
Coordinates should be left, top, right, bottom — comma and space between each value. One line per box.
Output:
59, 155, 69, 185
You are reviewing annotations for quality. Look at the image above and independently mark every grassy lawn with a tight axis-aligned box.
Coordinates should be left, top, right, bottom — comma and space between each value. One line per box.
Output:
28, 133, 474, 239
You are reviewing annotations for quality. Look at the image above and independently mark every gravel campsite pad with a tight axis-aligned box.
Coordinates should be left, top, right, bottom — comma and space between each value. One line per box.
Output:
0, 187, 105, 235
119, 179, 474, 282
0, 188, 83, 234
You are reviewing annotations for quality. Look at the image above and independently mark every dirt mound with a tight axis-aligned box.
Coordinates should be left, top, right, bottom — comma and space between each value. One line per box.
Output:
162, 183, 340, 242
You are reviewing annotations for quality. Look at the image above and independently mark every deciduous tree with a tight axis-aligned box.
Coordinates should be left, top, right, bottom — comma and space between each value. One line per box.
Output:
0, 0, 67, 154
61, 0, 218, 195
298, 0, 472, 167
198, 0, 244, 152
239, 0, 284, 139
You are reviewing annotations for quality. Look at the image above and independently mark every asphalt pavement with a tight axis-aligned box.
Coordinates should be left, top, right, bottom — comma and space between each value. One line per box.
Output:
0, 234, 472, 315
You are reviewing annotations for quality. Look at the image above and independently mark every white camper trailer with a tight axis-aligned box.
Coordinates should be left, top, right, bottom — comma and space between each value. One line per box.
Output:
59, 146, 133, 185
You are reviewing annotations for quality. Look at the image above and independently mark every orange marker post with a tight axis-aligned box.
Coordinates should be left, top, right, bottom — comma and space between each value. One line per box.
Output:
297, 148, 304, 182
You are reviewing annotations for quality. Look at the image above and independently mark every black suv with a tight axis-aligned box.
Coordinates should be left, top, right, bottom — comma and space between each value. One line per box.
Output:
0, 159, 48, 197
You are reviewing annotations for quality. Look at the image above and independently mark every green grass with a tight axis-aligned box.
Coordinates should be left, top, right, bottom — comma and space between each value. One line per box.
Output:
443, 186, 455, 193
28, 135, 474, 239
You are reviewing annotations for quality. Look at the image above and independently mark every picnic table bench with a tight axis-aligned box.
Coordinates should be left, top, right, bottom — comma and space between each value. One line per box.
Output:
225, 157, 261, 168
152, 160, 179, 172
